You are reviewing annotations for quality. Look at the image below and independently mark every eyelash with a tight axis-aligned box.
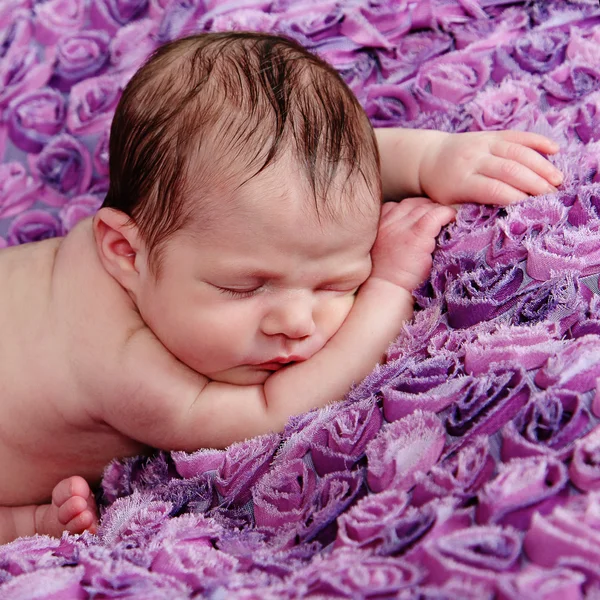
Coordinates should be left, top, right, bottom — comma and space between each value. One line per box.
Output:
217, 286, 261, 298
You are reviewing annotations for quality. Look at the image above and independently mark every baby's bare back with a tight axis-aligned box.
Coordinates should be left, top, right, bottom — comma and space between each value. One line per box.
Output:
0, 219, 150, 505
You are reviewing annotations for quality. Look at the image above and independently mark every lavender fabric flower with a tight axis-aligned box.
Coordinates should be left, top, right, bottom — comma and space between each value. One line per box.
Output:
0, 162, 41, 219
7, 209, 62, 245
366, 410, 446, 493
464, 323, 565, 376
535, 334, 600, 392
525, 225, 600, 280
446, 265, 524, 329
6, 88, 66, 153
496, 565, 585, 600
33, 0, 86, 45
415, 525, 522, 590
476, 456, 569, 530
0, 45, 52, 111
50, 30, 110, 91
502, 390, 592, 461
569, 427, 600, 492
524, 494, 600, 569
90, 0, 149, 33
414, 52, 492, 110
66, 74, 120, 135
412, 436, 495, 505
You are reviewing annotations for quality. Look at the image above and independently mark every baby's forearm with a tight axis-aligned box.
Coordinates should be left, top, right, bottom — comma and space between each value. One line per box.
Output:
376, 128, 447, 200
263, 278, 414, 427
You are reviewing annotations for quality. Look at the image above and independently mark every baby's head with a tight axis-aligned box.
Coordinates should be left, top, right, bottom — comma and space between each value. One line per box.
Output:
94, 32, 383, 384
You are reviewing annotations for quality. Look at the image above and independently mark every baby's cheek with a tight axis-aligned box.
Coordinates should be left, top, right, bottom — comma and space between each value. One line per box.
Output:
318, 294, 356, 340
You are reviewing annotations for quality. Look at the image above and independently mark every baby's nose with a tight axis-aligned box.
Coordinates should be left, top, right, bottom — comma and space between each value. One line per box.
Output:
261, 294, 316, 339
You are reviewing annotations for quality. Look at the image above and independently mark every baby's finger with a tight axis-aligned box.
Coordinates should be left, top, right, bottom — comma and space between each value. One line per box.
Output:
490, 140, 563, 187
497, 130, 560, 155
478, 156, 557, 198
412, 205, 456, 238
468, 174, 528, 206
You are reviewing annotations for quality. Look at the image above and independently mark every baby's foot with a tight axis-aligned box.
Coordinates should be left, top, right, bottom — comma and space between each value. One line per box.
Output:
35, 476, 98, 538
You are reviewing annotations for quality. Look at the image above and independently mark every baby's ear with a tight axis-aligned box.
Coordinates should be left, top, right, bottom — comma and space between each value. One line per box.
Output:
93, 207, 144, 291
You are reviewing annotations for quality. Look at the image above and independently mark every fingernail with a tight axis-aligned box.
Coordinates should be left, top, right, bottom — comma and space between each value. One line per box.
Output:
552, 171, 564, 185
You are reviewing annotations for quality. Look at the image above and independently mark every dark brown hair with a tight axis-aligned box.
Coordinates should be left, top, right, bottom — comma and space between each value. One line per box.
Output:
103, 31, 381, 273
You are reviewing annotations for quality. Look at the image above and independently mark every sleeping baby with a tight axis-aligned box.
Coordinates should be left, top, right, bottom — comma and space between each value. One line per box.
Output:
0, 32, 563, 544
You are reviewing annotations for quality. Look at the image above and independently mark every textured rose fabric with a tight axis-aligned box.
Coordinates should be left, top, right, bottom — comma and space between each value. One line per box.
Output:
2, 0, 600, 597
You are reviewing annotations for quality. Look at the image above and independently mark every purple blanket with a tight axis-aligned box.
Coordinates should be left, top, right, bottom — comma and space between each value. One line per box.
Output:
2, 0, 600, 597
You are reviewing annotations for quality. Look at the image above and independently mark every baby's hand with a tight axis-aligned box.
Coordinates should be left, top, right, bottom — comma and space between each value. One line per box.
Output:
419, 131, 563, 206
370, 198, 456, 292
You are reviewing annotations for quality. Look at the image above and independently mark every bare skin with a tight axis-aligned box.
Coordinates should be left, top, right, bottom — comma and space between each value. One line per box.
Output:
0, 129, 562, 543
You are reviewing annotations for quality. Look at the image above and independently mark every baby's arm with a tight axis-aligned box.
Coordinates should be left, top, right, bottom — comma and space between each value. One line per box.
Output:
375, 128, 563, 206
105, 199, 454, 451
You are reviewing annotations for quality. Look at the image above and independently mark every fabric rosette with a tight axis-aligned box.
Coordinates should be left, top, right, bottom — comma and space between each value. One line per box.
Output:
467, 80, 541, 131
496, 565, 585, 600
208, 434, 280, 506
570, 427, 600, 492
364, 83, 420, 126
414, 51, 492, 111
571, 91, 600, 144
0, 161, 42, 220
381, 355, 466, 421
0, 566, 86, 599
33, 0, 86, 45
78, 547, 192, 598
415, 254, 482, 309
7, 209, 62, 245
90, 0, 150, 34
290, 548, 423, 598
511, 273, 589, 333
306, 397, 383, 476
412, 525, 522, 591
487, 195, 568, 267
151, 543, 238, 596
444, 368, 531, 454
30, 134, 92, 206
59, 193, 103, 232
464, 322, 564, 376
109, 19, 156, 76
445, 264, 524, 329
66, 75, 121, 135
251, 458, 317, 534
378, 30, 452, 84
336, 492, 470, 556
524, 493, 600, 569
412, 436, 495, 506
567, 183, 600, 226
252, 458, 362, 544
535, 334, 600, 392
476, 456, 569, 530
6, 88, 66, 154
511, 29, 569, 74
502, 389, 592, 462
0, 46, 52, 111
365, 410, 446, 493
525, 225, 600, 281
274, 397, 383, 473
50, 30, 111, 92
99, 492, 173, 549
543, 61, 600, 107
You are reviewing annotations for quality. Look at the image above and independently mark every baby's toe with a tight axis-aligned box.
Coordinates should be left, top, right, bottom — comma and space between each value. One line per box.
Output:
65, 508, 96, 534
52, 475, 91, 508
57, 495, 88, 526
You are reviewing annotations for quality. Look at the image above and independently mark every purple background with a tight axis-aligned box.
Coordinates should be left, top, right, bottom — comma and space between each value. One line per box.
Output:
2, 0, 600, 598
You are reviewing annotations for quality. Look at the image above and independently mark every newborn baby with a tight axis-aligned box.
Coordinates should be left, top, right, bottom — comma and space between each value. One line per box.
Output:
0, 32, 562, 544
